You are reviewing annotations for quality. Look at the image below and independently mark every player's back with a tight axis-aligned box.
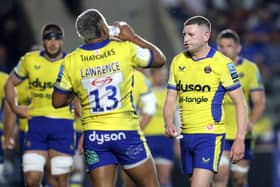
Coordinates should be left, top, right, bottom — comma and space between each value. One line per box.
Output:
62, 40, 153, 131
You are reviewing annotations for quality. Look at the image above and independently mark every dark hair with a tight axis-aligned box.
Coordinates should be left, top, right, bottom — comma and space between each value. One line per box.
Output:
217, 29, 240, 44
184, 16, 211, 32
41, 23, 64, 37
75, 9, 106, 41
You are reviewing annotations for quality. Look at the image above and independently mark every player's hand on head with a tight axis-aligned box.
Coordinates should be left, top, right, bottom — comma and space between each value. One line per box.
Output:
113, 21, 136, 41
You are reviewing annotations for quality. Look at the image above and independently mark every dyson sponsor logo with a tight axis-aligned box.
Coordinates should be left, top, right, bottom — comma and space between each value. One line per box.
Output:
88, 131, 126, 144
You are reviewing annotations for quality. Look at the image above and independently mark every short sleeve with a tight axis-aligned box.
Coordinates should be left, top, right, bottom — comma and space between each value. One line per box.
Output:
249, 65, 264, 91
130, 43, 153, 68
167, 59, 177, 90
14, 55, 28, 79
220, 62, 240, 91
54, 60, 73, 94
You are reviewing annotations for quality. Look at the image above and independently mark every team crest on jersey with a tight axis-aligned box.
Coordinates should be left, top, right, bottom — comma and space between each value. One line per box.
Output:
91, 76, 112, 86
178, 66, 186, 72
204, 66, 211, 73
34, 65, 40, 70
238, 72, 244, 78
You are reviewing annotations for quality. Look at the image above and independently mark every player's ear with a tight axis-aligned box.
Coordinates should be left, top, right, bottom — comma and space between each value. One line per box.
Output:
100, 22, 109, 39
237, 44, 242, 54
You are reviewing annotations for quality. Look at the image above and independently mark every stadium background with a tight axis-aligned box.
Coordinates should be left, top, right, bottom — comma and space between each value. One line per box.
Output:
0, 0, 279, 186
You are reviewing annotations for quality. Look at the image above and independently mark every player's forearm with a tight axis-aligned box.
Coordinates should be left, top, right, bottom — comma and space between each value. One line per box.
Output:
3, 100, 17, 138
249, 95, 266, 124
130, 34, 166, 67
4, 81, 18, 112
139, 113, 153, 130
235, 101, 247, 140
163, 103, 176, 127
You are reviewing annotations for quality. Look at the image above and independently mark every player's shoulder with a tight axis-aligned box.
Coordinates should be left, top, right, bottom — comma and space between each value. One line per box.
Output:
213, 50, 232, 64
24, 50, 41, 59
134, 70, 146, 78
0, 71, 8, 80
241, 57, 258, 69
171, 52, 188, 65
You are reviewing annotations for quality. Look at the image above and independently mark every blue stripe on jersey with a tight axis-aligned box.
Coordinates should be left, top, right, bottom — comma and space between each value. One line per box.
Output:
211, 84, 226, 122
131, 74, 136, 110
186, 48, 216, 61
145, 49, 154, 68
225, 83, 240, 91
56, 65, 64, 83
250, 88, 265, 92
53, 86, 72, 94
39, 50, 44, 57
167, 84, 176, 90
237, 57, 243, 65
80, 40, 110, 50
14, 71, 26, 80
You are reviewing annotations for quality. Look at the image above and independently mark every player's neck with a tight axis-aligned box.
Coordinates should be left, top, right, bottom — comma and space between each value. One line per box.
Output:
191, 44, 211, 60
44, 51, 64, 62
232, 56, 239, 65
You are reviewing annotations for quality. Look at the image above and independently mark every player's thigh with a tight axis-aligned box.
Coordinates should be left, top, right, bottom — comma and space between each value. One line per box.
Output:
89, 164, 117, 187
121, 169, 137, 187
123, 157, 158, 186
191, 168, 214, 187
156, 163, 173, 180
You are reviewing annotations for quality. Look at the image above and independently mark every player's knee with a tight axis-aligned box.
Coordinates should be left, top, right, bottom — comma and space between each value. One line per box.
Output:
232, 174, 247, 187
231, 164, 249, 174
219, 155, 230, 167
51, 156, 73, 175
23, 153, 46, 172
231, 165, 248, 187
70, 172, 84, 183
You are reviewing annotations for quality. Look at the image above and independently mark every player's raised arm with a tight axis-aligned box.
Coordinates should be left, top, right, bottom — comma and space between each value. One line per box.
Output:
115, 21, 166, 68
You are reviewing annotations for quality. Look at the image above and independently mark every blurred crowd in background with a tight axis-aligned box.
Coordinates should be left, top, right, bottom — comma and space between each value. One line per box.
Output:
0, 0, 279, 186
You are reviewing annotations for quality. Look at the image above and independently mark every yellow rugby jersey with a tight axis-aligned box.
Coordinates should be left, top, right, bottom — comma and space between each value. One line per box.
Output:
224, 57, 264, 139
168, 48, 240, 134
0, 72, 8, 105
132, 70, 152, 111
14, 51, 73, 119
0, 72, 8, 129
16, 80, 31, 132
143, 86, 166, 135
54, 40, 154, 131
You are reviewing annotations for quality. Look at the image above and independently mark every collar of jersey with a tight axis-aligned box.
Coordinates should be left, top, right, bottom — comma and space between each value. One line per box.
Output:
186, 47, 216, 61
236, 56, 243, 65
39, 50, 67, 59
80, 40, 110, 50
